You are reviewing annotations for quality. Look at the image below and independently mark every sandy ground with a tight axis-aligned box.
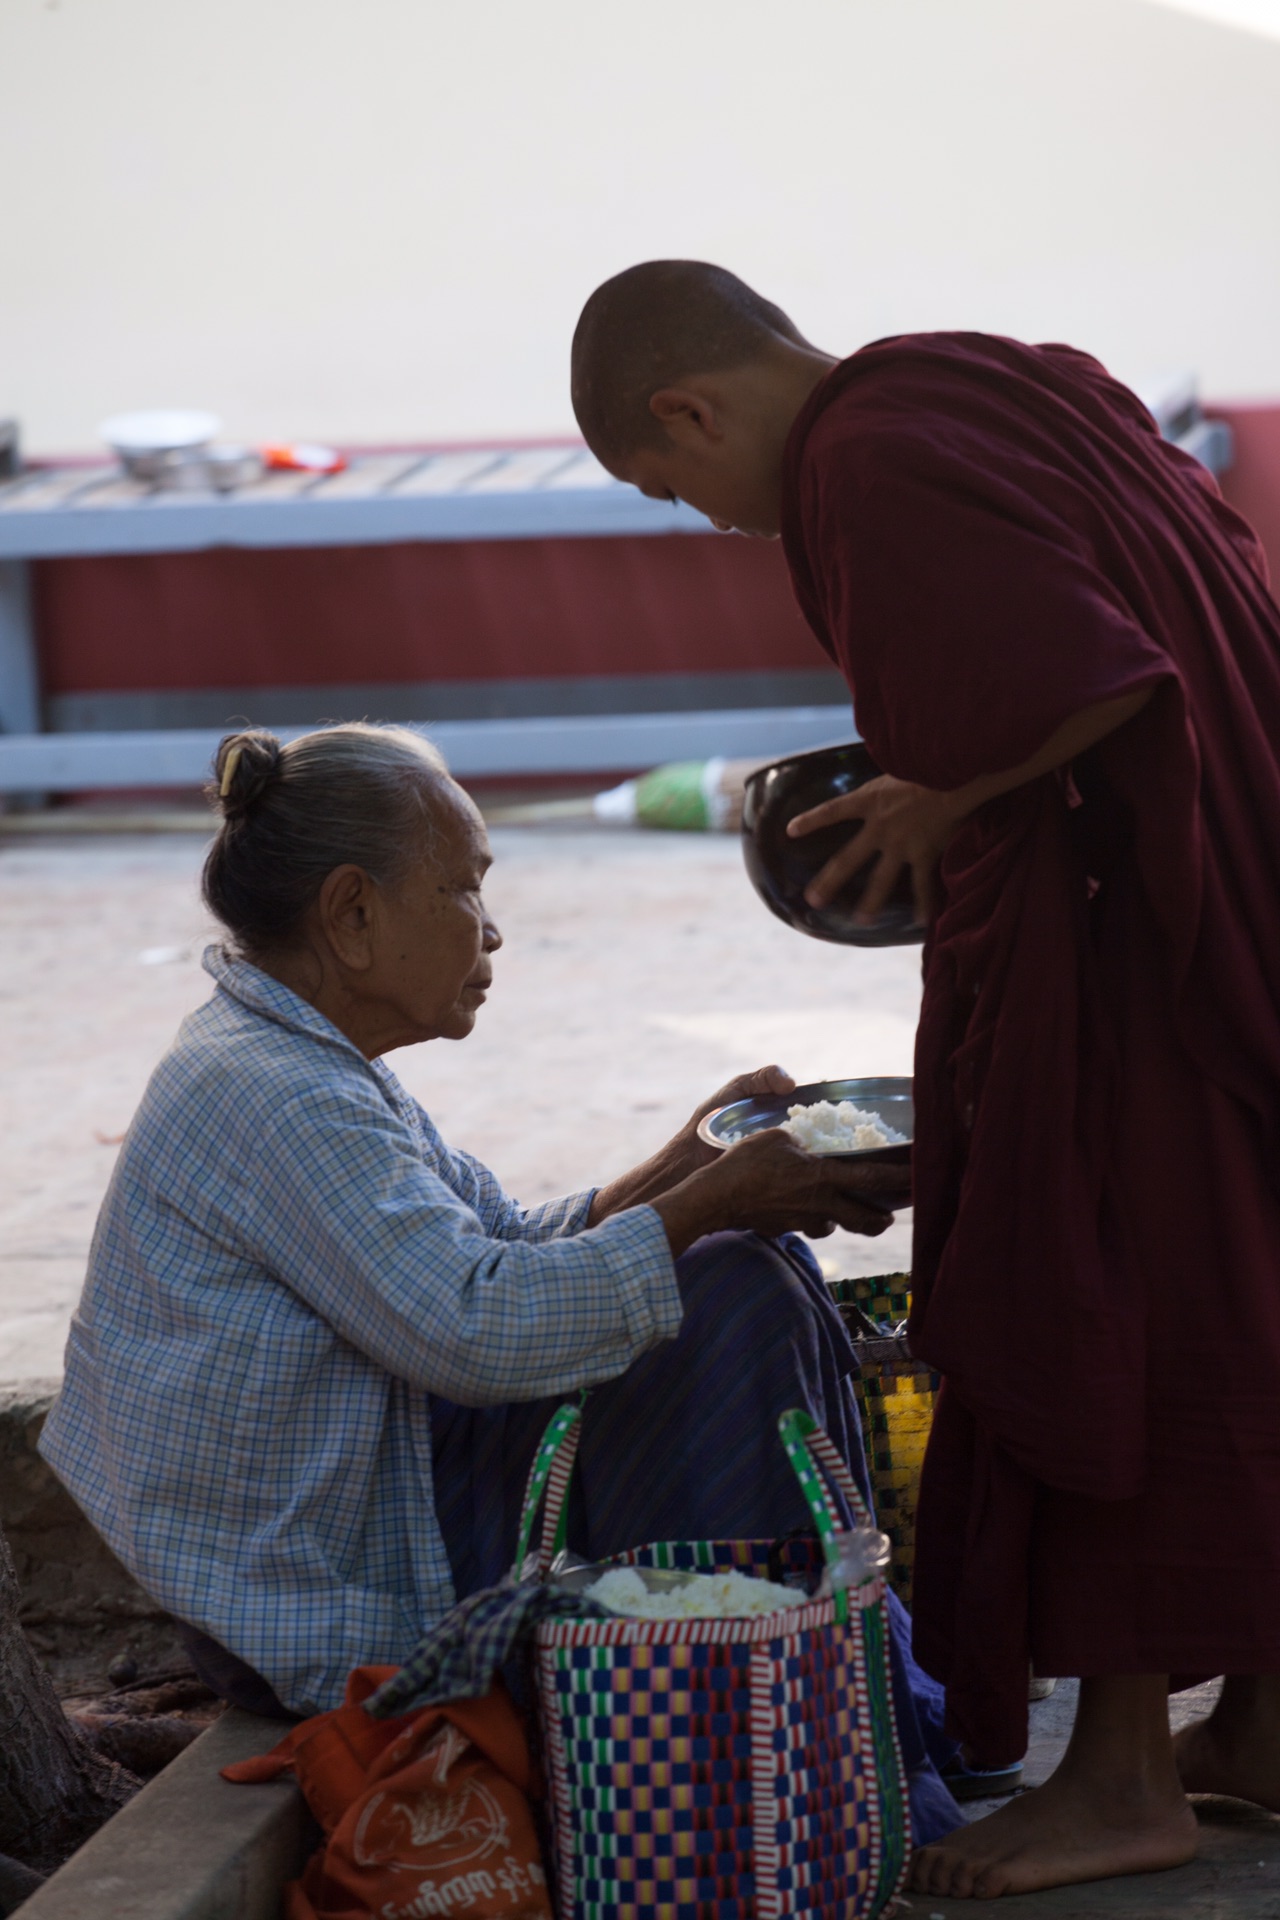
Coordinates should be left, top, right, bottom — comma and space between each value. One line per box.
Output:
0, 824, 921, 1381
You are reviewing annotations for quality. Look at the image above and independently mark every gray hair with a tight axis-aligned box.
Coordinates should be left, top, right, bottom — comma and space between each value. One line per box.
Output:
202, 723, 456, 956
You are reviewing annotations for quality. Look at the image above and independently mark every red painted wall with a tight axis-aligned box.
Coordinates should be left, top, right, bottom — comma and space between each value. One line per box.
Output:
1213, 404, 1280, 588
33, 532, 821, 697
30, 405, 1280, 704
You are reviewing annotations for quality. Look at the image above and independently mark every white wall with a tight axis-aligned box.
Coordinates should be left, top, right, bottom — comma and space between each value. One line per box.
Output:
2, 0, 1278, 455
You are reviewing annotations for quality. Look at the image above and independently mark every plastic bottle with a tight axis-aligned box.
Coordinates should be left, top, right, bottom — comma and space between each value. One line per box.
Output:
816, 1527, 892, 1597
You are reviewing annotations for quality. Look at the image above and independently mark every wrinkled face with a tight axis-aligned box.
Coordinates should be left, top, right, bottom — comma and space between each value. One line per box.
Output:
372, 784, 501, 1045
612, 437, 783, 539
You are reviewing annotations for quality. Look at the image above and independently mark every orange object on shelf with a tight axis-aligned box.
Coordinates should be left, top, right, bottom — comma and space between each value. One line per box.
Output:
262, 442, 348, 474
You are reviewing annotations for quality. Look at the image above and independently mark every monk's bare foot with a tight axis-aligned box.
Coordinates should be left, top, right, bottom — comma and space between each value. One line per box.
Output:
1174, 1677, 1280, 1811
908, 1767, 1198, 1901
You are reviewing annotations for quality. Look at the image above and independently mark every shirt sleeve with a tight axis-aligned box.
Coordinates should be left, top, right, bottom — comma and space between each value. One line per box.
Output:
807, 424, 1175, 790
407, 1097, 596, 1242
239, 1076, 682, 1406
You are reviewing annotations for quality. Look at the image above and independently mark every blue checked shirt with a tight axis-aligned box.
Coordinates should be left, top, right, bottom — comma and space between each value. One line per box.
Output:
40, 948, 682, 1714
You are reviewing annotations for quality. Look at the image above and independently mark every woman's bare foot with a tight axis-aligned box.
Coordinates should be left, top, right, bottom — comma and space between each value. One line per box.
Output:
908, 1767, 1198, 1900
911, 1673, 1198, 1900
1174, 1676, 1280, 1811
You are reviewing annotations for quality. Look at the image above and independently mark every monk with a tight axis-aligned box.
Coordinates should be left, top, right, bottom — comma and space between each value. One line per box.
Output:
569, 260, 1280, 1900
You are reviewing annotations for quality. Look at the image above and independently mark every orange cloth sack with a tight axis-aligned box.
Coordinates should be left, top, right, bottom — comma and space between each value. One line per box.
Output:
223, 1666, 552, 1920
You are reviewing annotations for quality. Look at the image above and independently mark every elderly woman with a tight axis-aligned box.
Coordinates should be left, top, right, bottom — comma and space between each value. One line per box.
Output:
40, 723, 961, 1839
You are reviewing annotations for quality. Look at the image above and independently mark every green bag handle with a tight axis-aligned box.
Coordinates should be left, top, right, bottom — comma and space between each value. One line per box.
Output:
777, 1407, 878, 1627
512, 1400, 880, 1619
512, 1400, 583, 1578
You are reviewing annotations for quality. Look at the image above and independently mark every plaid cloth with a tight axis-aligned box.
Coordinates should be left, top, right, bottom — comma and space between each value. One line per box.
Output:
366, 1579, 605, 1719
39, 947, 682, 1717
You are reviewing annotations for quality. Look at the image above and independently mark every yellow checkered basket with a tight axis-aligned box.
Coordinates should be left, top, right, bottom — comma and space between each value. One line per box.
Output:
827, 1274, 939, 1606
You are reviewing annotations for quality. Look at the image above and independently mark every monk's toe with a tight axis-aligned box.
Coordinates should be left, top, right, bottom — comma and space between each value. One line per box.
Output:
911, 1842, 964, 1897
970, 1861, 1014, 1900
907, 1846, 937, 1892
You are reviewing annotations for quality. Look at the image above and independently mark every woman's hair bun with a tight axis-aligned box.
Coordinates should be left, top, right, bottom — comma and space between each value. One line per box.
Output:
212, 729, 284, 820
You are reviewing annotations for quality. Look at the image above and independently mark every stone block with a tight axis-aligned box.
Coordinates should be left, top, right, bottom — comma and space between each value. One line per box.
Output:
15, 1707, 314, 1920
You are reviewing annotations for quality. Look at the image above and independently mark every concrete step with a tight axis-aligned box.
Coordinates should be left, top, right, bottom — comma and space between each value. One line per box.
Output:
19, 1707, 313, 1920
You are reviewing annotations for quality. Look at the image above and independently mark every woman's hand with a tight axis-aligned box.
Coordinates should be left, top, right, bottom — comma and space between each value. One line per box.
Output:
786, 775, 969, 924
679, 1063, 796, 1171
588, 1064, 797, 1225
650, 1129, 912, 1258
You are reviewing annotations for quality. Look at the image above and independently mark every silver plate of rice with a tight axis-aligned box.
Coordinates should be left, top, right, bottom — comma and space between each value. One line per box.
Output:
697, 1076, 913, 1164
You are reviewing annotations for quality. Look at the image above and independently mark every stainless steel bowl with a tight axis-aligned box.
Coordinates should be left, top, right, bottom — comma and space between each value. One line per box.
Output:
141, 451, 215, 488
99, 409, 221, 486
697, 1076, 913, 1166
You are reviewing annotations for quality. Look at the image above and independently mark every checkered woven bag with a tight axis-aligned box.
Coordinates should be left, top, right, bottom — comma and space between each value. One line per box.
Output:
827, 1274, 941, 1605
517, 1404, 909, 1920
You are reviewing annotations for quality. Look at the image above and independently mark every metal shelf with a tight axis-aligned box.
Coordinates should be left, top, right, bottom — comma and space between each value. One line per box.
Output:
0, 445, 708, 561
0, 706, 854, 794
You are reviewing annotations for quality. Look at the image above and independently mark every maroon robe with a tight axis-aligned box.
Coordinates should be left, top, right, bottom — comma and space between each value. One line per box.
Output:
780, 333, 1280, 1762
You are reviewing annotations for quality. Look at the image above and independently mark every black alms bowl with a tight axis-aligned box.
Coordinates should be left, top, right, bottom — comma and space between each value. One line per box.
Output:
741, 742, 924, 948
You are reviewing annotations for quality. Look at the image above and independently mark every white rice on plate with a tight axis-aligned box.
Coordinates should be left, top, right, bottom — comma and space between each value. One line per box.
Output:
780, 1099, 906, 1154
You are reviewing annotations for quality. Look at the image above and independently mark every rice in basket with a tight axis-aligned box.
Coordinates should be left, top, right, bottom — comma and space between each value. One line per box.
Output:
583, 1565, 802, 1620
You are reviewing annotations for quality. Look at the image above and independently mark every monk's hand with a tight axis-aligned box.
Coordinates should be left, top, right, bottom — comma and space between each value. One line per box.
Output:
786, 775, 967, 925
650, 1128, 911, 1255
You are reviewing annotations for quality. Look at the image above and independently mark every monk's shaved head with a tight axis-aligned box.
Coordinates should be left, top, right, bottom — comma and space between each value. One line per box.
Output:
571, 260, 811, 465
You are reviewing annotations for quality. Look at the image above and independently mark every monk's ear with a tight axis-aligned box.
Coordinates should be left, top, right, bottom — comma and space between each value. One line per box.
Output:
649, 386, 725, 448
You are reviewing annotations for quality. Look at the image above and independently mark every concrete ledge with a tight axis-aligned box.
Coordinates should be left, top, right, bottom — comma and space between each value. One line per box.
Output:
19, 1708, 315, 1920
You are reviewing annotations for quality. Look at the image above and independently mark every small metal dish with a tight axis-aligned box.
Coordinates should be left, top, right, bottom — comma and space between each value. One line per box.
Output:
204, 445, 265, 492
697, 1076, 913, 1165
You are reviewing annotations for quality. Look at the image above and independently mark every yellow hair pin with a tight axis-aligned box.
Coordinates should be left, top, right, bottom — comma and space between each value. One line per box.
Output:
219, 743, 245, 797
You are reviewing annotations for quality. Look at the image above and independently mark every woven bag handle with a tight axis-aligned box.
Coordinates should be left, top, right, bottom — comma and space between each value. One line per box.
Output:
512, 1401, 583, 1579
511, 1401, 879, 1602
778, 1408, 877, 1626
